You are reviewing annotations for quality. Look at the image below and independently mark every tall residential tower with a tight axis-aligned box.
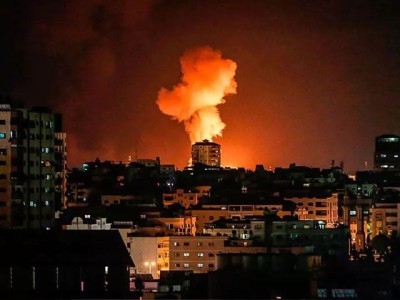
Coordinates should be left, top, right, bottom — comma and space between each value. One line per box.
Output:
191, 139, 221, 167
0, 105, 66, 229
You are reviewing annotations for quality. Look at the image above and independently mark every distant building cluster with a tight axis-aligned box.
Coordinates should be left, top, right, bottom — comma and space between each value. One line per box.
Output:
0, 105, 400, 298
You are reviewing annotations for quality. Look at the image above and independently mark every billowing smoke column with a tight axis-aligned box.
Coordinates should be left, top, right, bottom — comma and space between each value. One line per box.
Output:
156, 46, 237, 143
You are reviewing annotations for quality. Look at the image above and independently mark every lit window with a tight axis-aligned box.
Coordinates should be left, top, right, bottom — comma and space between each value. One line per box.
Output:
197, 263, 204, 268
173, 242, 179, 246
198, 252, 204, 257
183, 263, 189, 268
183, 252, 189, 257
0, 133, 5, 139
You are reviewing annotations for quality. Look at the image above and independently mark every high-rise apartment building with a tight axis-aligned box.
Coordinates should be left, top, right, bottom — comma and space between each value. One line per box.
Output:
0, 105, 66, 229
374, 134, 400, 171
191, 139, 221, 166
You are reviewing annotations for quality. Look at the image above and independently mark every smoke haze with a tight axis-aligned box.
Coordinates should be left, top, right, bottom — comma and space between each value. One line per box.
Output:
1, 1, 400, 171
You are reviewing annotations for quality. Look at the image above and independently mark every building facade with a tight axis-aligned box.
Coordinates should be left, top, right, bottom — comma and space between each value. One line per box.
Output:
370, 202, 400, 237
374, 134, 400, 171
285, 194, 339, 226
0, 105, 65, 228
191, 139, 221, 166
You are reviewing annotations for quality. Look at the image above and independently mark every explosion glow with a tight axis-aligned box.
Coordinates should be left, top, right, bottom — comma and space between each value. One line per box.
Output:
156, 46, 237, 143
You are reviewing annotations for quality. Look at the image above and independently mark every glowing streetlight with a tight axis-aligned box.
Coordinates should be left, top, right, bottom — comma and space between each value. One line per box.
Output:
144, 261, 155, 274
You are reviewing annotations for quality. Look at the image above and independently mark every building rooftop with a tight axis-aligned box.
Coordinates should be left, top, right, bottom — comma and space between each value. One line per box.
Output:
192, 139, 220, 146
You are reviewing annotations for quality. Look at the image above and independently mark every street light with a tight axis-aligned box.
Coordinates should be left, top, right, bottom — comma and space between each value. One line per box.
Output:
144, 261, 156, 274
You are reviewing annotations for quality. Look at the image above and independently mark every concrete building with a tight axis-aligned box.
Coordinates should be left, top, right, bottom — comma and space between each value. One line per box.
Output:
341, 195, 371, 251
63, 216, 112, 230
203, 218, 265, 242
168, 236, 227, 273
191, 139, 221, 167
127, 236, 169, 279
370, 202, 400, 237
345, 183, 377, 197
285, 194, 339, 226
189, 203, 285, 232
156, 216, 197, 236
162, 186, 211, 209
374, 134, 400, 171
269, 220, 349, 256
55, 131, 67, 209
0, 105, 66, 229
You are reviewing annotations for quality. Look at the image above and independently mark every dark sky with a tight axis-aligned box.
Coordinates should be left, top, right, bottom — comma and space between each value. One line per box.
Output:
1, 0, 399, 172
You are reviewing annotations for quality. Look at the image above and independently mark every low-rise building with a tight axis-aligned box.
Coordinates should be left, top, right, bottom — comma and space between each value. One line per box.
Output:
269, 220, 349, 256
285, 193, 339, 226
156, 216, 197, 236
101, 195, 157, 208
370, 202, 400, 237
169, 236, 228, 273
203, 218, 265, 242
163, 189, 199, 208
189, 203, 285, 232
63, 216, 112, 230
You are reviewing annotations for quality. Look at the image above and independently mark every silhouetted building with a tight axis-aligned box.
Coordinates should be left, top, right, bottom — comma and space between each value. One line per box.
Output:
374, 134, 400, 171
0, 230, 133, 298
191, 139, 221, 167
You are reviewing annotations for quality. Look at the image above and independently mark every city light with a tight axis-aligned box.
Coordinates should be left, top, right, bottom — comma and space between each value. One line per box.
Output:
144, 261, 156, 274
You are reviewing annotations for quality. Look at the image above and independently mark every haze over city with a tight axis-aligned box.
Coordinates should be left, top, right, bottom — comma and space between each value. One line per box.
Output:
1, 0, 399, 170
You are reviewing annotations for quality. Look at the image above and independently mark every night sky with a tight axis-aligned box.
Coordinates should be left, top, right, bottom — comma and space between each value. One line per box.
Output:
1, 0, 399, 172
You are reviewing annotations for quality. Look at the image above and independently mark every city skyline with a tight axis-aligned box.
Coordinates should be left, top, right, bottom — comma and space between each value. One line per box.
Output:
1, 0, 399, 171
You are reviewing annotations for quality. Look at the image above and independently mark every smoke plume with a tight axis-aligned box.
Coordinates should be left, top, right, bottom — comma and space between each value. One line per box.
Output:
156, 46, 237, 143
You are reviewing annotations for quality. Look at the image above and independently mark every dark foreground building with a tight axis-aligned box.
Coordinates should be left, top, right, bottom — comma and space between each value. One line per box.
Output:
0, 230, 133, 299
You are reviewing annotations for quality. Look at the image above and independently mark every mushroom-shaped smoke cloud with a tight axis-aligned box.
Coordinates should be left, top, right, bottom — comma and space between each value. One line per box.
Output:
156, 46, 237, 143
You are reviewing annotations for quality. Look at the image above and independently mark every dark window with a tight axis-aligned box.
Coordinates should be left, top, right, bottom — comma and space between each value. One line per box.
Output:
0, 201, 6, 206
0, 148, 7, 155
0, 174, 7, 180
183, 242, 190, 246
0, 161, 6, 166
0, 120, 5, 125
